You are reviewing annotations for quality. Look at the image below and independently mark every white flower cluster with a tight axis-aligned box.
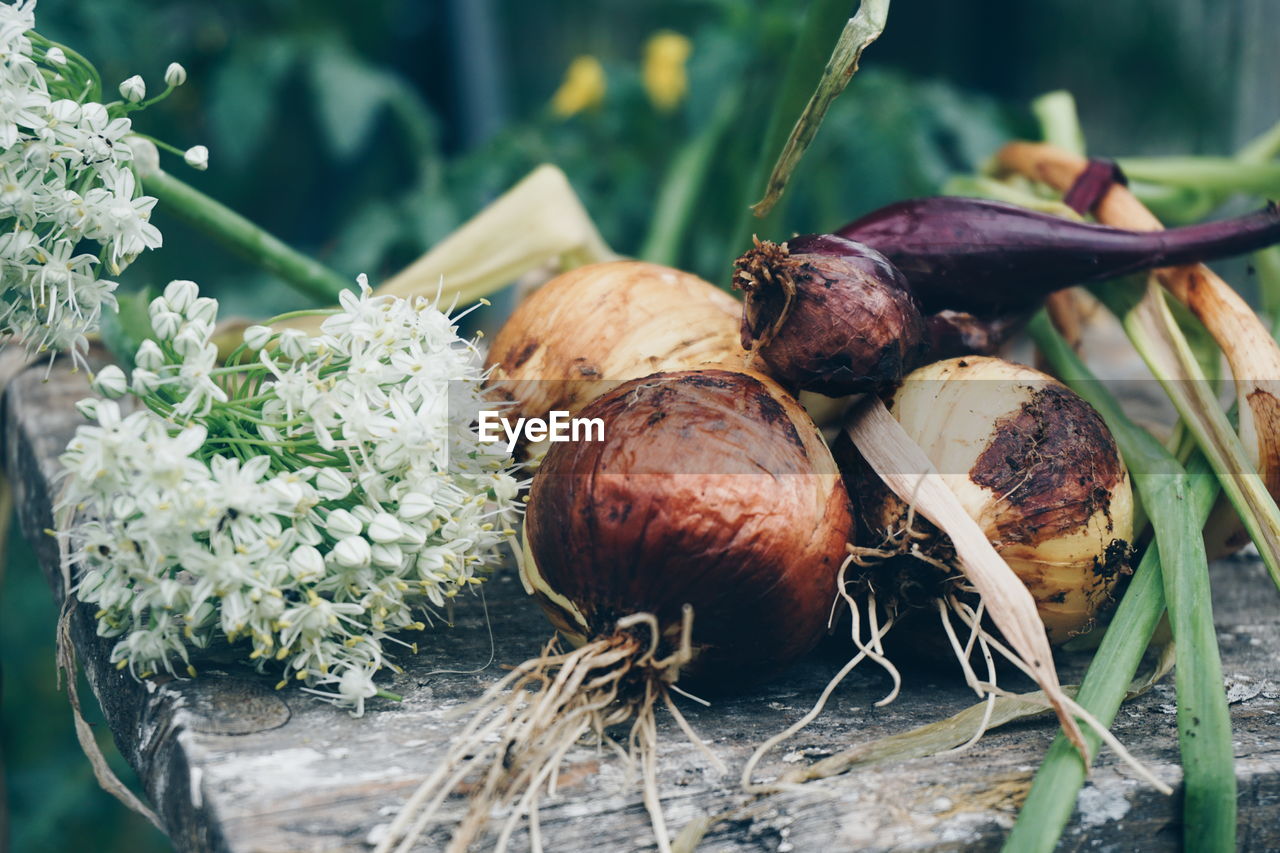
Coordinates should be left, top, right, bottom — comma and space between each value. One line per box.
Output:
60, 278, 523, 714
0, 0, 191, 357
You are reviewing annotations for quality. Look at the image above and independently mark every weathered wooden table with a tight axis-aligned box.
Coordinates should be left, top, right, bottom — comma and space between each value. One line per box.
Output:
6, 355, 1279, 852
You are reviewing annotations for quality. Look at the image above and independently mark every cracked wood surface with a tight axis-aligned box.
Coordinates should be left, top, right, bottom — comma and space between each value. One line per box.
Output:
5, 354, 1279, 852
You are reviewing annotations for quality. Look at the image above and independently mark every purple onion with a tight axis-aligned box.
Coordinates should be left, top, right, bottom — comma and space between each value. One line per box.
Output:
837, 196, 1280, 315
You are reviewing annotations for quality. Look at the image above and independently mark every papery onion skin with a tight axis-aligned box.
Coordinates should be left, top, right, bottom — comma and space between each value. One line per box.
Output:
842, 356, 1134, 643
486, 261, 747, 421
522, 368, 854, 687
926, 309, 1030, 361
733, 235, 927, 397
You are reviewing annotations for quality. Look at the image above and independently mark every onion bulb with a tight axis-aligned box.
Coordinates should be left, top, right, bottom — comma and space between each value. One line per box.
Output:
523, 368, 853, 680
486, 260, 747, 423
733, 235, 926, 396
382, 368, 853, 852
843, 356, 1134, 643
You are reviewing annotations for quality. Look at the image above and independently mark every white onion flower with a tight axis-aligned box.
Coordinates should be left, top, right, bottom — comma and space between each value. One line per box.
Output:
134, 339, 164, 371
182, 144, 208, 171
90, 364, 126, 397
163, 62, 187, 88
163, 279, 199, 313
59, 278, 523, 714
118, 75, 145, 103
0, 3, 193, 361
242, 324, 273, 351
333, 536, 373, 569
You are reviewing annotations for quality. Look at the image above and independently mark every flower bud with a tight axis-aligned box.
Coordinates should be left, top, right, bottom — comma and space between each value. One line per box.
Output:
183, 145, 209, 171
398, 492, 435, 520
416, 546, 448, 575
398, 522, 427, 549
91, 365, 128, 398
367, 512, 403, 544
264, 477, 305, 509
173, 324, 210, 360
94, 400, 123, 428
80, 102, 107, 127
187, 296, 219, 325
314, 468, 351, 500
371, 543, 403, 567
129, 136, 160, 178
75, 398, 100, 420
130, 368, 161, 395
333, 536, 372, 569
45, 47, 66, 65
243, 325, 273, 351
325, 508, 362, 539
294, 518, 323, 546
163, 280, 199, 313
278, 328, 308, 361
119, 75, 146, 103
164, 62, 187, 87
22, 139, 51, 169
289, 545, 325, 580
134, 339, 165, 371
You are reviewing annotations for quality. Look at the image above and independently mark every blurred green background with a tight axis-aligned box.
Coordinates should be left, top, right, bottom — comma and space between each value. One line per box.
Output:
3, 0, 1275, 850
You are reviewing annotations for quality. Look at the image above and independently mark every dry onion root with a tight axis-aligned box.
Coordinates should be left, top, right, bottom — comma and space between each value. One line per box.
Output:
744, 356, 1150, 788
378, 368, 854, 853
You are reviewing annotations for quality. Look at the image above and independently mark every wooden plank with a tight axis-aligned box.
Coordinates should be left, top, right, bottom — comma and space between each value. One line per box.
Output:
5, 355, 1279, 852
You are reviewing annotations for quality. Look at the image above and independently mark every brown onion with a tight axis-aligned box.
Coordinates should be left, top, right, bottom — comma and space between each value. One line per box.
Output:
523, 367, 854, 682
384, 368, 853, 852
486, 260, 747, 422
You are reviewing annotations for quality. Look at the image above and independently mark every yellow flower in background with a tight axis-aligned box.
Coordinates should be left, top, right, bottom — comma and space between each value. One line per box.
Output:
642, 31, 692, 112
550, 55, 606, 117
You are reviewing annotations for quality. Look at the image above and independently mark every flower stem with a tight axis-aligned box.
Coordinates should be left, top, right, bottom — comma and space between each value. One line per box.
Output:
139, 168, 351, 304
264, 308, 339, 325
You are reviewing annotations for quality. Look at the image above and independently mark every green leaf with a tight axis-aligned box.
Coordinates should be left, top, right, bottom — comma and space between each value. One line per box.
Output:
329, 199, 405, 276
729, 0, 865, 259
1012, 313, 1236, 853
748, 0, 891, 219
640, 87, 741, 267
208, 39, 297, 169
307, 40, 398, 160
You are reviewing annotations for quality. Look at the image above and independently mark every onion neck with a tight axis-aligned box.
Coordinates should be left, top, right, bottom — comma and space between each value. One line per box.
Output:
732, 237, 800, 351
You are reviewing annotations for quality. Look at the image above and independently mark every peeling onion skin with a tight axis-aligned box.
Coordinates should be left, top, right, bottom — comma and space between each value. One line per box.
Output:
522, 368, 855, 689
840, 356, 1134, 644
733, 235, 927, 397
486, 261, 747, 423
